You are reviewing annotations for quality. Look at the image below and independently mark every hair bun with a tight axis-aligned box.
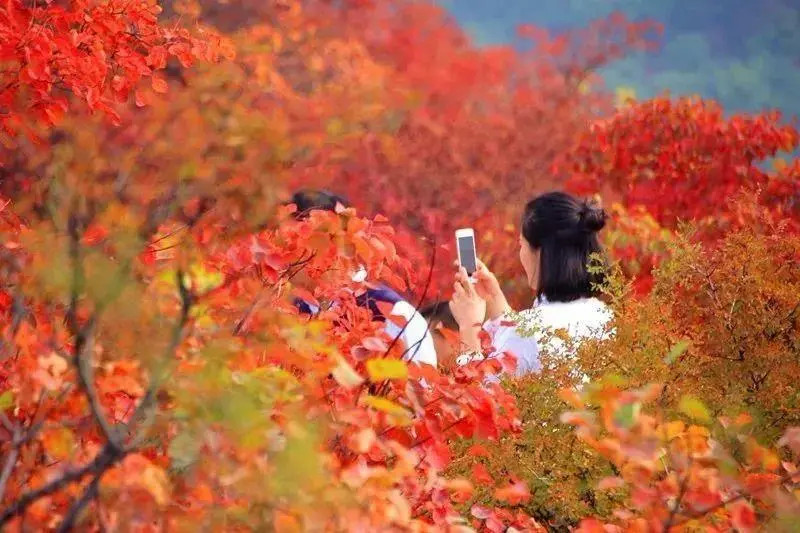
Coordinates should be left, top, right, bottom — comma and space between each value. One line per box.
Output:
579, 202, 607, 232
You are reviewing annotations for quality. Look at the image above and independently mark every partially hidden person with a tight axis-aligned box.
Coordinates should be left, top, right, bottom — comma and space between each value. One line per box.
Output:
287, 189, 438, 368
448, 191, 613, 377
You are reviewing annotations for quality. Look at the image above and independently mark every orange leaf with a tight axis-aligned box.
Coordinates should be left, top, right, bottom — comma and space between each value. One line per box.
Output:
494, 480, 530, 505
151, 76, 168, 94
41, 427, 75, 461
444, 478, 474, 503
274, 510, 301, 533
558, 388, 584, 409
141, 464, 170, 505
744, 472, 781, 495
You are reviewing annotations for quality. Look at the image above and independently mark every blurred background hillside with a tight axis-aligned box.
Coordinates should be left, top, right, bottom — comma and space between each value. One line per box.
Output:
445, 0, 800, 118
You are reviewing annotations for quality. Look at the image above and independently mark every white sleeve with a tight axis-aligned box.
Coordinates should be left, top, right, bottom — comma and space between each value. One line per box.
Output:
384, 300, 437, 367
482, 315, 541, 376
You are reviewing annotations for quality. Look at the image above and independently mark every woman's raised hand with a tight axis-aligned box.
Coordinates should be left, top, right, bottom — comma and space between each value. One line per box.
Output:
472, 260, 511, 321
449, 266, 486, 352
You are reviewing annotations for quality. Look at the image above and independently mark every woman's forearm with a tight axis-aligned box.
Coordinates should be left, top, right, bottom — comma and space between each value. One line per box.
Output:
458, 324, 483, 353
485, 293, 512, 321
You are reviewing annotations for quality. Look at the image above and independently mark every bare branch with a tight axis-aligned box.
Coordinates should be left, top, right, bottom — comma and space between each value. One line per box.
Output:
662, 457, 693, 531
56, 472, 101, 533
66, 212, 119, 450
123, 269, 193, 443
0, 428, 21, 502
0, 442, 124, 527
72, 318, 120, 450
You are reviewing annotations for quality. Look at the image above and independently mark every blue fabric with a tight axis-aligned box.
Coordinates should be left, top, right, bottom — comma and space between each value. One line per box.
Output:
293, 285, 404, 320
355, 286, 403, 321
292, 297, 318, 315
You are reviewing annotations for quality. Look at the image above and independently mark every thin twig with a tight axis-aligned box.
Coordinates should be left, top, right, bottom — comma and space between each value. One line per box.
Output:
663, 457, 693, 531
374, 240, 437, 397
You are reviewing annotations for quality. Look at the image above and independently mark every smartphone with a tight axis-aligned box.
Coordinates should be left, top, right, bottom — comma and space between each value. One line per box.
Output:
455, 228, 478, 276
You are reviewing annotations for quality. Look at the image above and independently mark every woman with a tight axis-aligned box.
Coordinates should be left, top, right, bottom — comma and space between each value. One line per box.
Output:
288, 189, 438, 367
420, 300, 459, 371
449, 191, 612, 377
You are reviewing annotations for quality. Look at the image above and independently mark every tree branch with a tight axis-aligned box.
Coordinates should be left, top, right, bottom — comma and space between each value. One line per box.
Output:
72, 318, 120, 450
662, 457, 693, 531
0, 442, 124, 527
0, 429, 21, 503
56, 472, 101, 533
123, 269, 192, 443
66, 212, 119, 450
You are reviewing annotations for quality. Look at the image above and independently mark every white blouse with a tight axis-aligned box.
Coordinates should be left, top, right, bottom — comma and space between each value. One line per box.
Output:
351, 267, 438, 368
459, 296, 613, 377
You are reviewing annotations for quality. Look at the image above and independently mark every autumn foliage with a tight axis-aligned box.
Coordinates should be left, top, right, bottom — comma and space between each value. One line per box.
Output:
0, 0, 799, 531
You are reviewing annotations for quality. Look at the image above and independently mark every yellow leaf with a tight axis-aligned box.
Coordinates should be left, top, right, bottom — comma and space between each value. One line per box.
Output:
664, 420, 685, 440
679, 395, 711, 424
141, 464, 170, 506
615, 86, 637, 108
361, 395, 412, 424
366, 359, 407, 381
0, 390, 13, 411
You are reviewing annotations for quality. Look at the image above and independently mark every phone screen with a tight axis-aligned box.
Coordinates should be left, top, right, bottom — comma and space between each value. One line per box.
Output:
457, 235, 477, 275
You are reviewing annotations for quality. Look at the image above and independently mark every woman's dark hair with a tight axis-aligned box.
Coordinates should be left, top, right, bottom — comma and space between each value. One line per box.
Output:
287, 189, 350, 219
521, 191, 607, 302
420, 300, 458, 331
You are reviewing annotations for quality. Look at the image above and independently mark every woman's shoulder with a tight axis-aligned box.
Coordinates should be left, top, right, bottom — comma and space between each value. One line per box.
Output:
535, 297, 612, 329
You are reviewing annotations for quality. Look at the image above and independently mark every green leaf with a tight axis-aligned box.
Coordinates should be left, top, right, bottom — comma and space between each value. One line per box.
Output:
679, 395, 711, 424
613, 402, 640, 429
0, 390, 13, 411
664, 340, 690, 365
365, 359, 407, 381
168, 431, 200, 472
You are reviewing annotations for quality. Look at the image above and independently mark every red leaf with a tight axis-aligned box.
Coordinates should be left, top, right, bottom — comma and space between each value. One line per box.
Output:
375, 300, 409, 328
467, 444, 490, 458
293, 287, 319, 309
471, 463, 492, 485
744, 472, 781, 495
730, 501, 756, 532
82, 224, 108, 246
574, 518, 608, 533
